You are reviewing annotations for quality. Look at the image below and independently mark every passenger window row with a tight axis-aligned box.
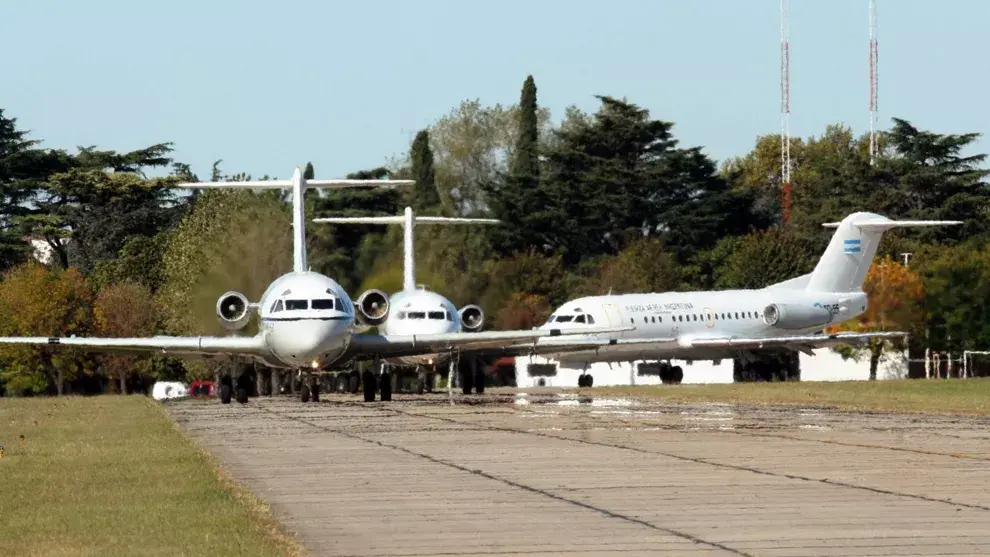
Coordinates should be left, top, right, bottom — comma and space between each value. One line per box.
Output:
631, 310, 764, 325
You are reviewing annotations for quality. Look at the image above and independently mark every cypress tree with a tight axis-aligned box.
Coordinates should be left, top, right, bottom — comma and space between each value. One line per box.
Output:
409, 129, 440, 211
303, 161, 315, 180
510, 75, 539, 182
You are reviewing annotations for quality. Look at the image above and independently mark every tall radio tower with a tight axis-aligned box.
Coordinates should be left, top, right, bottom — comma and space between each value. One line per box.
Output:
780, 0, 792, 223
869, 0, 879, 165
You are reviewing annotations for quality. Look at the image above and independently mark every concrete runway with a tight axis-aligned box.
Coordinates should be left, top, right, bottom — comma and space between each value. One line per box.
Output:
167, 388, 990, 557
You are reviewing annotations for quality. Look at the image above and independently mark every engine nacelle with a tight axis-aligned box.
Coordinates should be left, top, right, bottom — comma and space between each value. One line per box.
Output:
762, 302, 833, 331
459, 304, 485, 332
216, 291, 252, 331
356, 289, 389, 326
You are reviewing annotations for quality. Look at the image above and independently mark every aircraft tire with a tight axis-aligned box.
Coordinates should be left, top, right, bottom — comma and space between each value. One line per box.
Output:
585, 374, 594, 387
333, 373, 347, 393
460, 369, 474, 395
362, 371, 376, 402
349, 371, 360, 394
670, 366, 683, 384
300, 384, 310, 403
380, 371, 392, 402
577, 374, 585, 387
220, 383, 232, 404
425, 372, 434, 393
312, 383, 320, 403
235, 388, 249, 404
474, 368, 485, 394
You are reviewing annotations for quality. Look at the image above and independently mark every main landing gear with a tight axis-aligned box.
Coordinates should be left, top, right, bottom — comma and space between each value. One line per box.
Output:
299, 371, 321, 403
362, 362, 392, 402
219, 363, 253, 404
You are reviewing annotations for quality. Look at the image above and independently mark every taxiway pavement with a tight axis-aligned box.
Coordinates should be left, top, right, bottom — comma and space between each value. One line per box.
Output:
167, 388, 990, 557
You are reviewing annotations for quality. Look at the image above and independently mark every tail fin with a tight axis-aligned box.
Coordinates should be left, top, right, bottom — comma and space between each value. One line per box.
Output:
177, 166, 414, 273
805, 212, 961, 293
313, 207, 499, 291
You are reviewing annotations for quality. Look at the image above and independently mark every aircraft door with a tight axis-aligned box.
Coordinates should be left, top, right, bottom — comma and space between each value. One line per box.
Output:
602, 303, 626, 338
703, 307, 715, 328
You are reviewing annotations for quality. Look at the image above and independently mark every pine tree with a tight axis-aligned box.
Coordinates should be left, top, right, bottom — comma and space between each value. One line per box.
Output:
409, 130, 440, 211
303, 161, 315, 180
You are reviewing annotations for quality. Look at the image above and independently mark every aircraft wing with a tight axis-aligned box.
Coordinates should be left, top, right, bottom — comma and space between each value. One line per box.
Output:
343, 326, 633, 360
683, 331, 908, 351
0, 334, 268, 360
539, 332, 907, 361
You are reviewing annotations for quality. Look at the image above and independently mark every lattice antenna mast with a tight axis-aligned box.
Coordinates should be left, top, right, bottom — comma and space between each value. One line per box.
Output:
780, 0, 792, 223
869, 0, 879, 165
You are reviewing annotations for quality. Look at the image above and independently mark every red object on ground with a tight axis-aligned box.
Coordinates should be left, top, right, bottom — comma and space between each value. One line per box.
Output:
189, 380, 214, 397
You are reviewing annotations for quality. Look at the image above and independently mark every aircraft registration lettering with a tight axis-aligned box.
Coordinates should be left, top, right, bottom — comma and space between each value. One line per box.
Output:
624, 302, 694, 312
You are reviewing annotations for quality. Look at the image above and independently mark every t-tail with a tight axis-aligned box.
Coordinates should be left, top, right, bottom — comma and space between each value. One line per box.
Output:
313, 207, 499, 292
796, 211, 961, 294
177, 166, 414, 273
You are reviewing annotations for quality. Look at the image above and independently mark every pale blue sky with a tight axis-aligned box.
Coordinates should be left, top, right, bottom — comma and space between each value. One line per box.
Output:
2, 0, 988, 179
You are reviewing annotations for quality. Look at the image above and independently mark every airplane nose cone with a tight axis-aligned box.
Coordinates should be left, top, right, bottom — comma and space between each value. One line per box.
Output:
271, 322, 330, 364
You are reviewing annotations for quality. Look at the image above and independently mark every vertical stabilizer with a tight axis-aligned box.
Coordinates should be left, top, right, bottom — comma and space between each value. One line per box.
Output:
805, 212, 961, 293
291, 167, 307, 273
313, 208, 500, 292
403, 206, 415, 292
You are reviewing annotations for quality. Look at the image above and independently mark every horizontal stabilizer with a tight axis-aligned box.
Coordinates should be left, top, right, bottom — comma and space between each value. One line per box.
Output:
823, 218, 963, 229
177, 179, 414, 190
314, 216, 500, 225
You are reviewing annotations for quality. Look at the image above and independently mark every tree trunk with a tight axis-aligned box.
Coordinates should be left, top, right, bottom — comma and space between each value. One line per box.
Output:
56, 364, 64, 395
119, 369, 127, 395
869, 341, 883, 381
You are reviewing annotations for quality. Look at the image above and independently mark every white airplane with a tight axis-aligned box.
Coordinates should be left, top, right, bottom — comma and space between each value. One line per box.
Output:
521, 212, 960, 386
0, 166, 631, 403
313, 206, 499, 395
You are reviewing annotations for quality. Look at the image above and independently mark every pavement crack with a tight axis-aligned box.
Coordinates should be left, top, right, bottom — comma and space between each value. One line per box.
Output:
255, 405, 753, 557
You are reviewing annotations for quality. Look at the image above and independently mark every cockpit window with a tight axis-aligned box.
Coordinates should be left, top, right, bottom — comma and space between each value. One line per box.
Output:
574, 315, 586, 323
445, 312, 453, 321
286, 299, 308, 310
270, 299, 284, 313
555, 315, 574, 323
396, 311, 407, 319
547, 315, 556, 322
428, 311, 445, 320
311, 298, 335, 310
408, 312, 426, 319
587, 315, 595, 324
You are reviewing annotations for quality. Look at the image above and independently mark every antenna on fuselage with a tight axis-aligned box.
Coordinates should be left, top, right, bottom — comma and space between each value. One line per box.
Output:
313, 207, 500, 292
177, 166, 415, 274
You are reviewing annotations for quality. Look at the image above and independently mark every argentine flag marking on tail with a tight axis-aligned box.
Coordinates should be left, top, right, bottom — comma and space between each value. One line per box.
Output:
843, 238, 861, 254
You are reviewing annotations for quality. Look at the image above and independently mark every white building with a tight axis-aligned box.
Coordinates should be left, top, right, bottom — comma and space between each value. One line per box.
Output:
514, 348, 909, 387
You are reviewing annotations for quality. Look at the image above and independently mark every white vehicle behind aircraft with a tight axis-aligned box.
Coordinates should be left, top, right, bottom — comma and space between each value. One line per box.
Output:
313, 206, 499, 395
526, 212, 960, 386
0, 166, 630, 403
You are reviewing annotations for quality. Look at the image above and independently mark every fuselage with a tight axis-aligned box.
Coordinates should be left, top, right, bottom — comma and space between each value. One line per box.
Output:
536, 287, 868, 364
378, 288, 461, 366
255, 271, 357, 368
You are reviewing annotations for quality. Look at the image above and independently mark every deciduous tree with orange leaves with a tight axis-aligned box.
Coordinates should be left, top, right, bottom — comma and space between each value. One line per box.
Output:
0, 263, 93, 394
94, 280, 158, 393
826, 255, 924, 380
495, 292, 552, 331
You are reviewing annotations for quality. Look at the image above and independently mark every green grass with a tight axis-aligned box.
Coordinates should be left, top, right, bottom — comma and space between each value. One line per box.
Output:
591, 378, 990, 415
0, 396, 306, 557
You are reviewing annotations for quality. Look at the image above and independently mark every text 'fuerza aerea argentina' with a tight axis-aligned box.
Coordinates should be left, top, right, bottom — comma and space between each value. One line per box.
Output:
624, 302, 694, 313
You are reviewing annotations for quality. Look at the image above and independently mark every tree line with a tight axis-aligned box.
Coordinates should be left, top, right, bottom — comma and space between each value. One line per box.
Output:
1, 73, 988, 395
